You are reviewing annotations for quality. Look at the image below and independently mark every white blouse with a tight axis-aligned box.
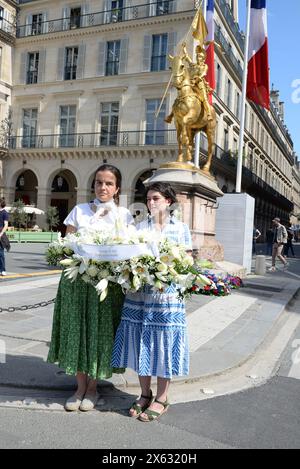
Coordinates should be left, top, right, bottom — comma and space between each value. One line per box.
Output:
64, 200, 134, 232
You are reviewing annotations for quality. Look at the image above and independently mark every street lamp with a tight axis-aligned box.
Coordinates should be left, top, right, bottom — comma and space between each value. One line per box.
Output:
57, 176, 63, 188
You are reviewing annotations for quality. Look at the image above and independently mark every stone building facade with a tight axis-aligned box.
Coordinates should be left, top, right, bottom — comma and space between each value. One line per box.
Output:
0, 0, 296, 235
291, 155, 300, 230
0, 0, 17, 187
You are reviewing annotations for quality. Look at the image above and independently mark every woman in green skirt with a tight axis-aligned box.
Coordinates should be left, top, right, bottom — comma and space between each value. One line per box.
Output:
47, 164, 133, 411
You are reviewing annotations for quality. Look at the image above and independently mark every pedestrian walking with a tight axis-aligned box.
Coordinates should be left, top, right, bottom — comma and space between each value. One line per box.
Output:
284, 226, 295, 258
269, 218, 288, 272
252, 226, 261, 254
112, 182, 192, 422
265, 227, 274, 256
47, 165, 134, 412
0, 198, 9, 276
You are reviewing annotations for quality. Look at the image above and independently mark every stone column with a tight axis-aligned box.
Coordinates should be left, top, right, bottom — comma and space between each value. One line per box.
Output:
76, 189, 91, 205
36, 187, 50, 229
3, 186, 15, 204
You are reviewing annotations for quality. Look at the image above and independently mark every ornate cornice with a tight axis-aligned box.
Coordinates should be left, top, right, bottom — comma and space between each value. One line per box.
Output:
92, 86, 128, 95
7, 145, 177, 161
13, 93, 45, 101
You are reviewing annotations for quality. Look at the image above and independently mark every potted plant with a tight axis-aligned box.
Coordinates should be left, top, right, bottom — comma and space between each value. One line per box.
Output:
46, 206, 60, 242
111, 8, 121, 22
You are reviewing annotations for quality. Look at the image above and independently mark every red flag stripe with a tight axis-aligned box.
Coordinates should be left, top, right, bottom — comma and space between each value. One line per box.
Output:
247, 40, 270, 110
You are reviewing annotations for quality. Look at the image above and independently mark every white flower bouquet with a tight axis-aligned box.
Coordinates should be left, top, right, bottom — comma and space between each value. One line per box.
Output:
46, 226, 212, 302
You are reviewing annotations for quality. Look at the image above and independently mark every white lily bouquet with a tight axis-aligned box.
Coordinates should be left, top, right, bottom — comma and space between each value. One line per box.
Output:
46, 224, 212, 302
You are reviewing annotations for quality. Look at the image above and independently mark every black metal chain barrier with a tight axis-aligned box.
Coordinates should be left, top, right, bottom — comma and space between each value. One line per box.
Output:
0, 298, 56, 314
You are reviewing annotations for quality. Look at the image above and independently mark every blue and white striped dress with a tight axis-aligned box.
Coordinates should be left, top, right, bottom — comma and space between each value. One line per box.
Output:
112, 216, 192, 379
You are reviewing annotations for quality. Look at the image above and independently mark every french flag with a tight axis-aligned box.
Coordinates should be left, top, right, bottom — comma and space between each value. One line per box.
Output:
247, 0, 270, 109
205, 0, 215, 104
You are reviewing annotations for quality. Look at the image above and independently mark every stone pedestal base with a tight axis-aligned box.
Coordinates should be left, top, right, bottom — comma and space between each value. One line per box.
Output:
215, 193, 255, 274
213, 261, 247, 278
144, 166, 224, 262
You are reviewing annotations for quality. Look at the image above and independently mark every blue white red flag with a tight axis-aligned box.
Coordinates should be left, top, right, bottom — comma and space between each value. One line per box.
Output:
247, 0, 270, 109
205, 0, 215, 103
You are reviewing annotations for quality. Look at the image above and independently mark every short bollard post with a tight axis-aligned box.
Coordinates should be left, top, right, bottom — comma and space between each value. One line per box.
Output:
255, 255, 266, 275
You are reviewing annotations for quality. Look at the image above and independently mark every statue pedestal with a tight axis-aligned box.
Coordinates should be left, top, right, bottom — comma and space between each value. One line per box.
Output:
145, 166, 224, 261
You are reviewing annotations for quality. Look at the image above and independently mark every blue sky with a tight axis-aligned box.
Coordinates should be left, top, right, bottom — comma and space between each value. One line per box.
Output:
238, 0, 300, 157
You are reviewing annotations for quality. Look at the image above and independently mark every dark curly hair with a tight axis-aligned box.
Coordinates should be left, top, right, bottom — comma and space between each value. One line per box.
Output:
145, 183, 178, 204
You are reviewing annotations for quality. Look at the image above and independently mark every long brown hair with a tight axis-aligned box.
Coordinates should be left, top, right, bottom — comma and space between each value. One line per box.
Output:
0, 198, 6, 209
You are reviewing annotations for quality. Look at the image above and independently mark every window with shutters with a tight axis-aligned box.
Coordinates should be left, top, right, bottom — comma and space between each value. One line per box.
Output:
235, 91, 240, 118
31, 13, 43, 35
151, 34, 167, 71
100, 102, 119, 146
224, 129, 229, 152
156, 1, 170, 15
64, 47, 78, 80
226, 79, 232, 109
106, 41, 120, 76
0, 7, 3, 30
22, 109, 38, 148
27, 52, 39, 84
110, 0, 124, 22
70, 7, 81, 29
59, 105, 76, 147
145, 99, 166, 145
216, 63, 222, 96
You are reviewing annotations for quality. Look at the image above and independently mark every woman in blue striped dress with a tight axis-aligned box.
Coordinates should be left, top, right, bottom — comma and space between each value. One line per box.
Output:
112, 182, 192, 422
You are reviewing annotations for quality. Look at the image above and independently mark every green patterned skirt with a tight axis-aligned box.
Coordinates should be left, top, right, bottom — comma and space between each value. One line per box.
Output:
47, 273, 125, 379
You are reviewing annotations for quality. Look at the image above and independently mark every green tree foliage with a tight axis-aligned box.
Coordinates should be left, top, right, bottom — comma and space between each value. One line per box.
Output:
10, 200, 28, 229
46, 206, 59, 231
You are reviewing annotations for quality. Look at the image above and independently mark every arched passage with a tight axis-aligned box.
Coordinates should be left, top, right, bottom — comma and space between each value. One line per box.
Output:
15, 170, 38, 206
50, 169, 77, 234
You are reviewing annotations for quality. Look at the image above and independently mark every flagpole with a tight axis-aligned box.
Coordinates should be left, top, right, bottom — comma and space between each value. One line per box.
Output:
236, 0, 251, 193
194, 0, 207, 168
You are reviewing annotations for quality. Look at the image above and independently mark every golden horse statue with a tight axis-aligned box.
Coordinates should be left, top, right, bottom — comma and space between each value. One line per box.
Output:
165, 50, 216, 174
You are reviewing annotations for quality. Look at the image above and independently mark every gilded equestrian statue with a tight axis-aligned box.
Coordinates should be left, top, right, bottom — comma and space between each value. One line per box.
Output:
165, 43, 216, 174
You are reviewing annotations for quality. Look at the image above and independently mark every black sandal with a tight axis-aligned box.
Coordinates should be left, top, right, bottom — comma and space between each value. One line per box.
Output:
129, 390, 153, 418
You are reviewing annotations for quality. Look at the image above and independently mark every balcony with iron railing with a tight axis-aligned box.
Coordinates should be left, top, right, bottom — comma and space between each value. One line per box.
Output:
214, 25, 243, 80
214, 29, 293, 152
215, 0, 244, 51
26, 70, 38, 84
0, 16, 16, 39
16, 0, 179, 38
8, 126, 293, 209
64, 65, 78, 81
8, 129, 179, 150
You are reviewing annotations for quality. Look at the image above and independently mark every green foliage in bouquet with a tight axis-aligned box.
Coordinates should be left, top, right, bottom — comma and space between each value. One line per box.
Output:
195, 259, 214, 270
45, 244, 73, 266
